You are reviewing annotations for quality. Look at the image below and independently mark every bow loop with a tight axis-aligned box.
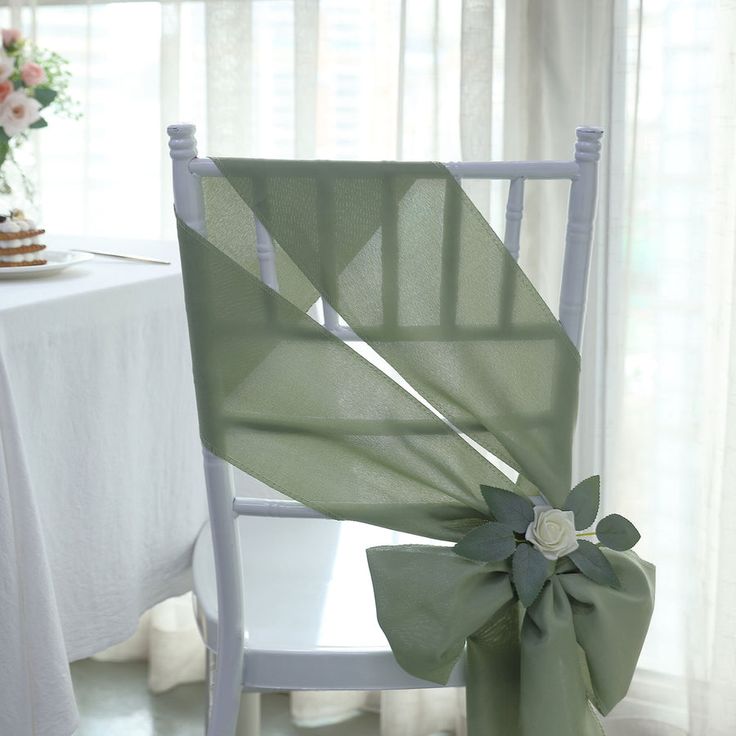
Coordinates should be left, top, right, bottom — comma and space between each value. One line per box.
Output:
366, 545, 514, 684
557, 550, 655, 714
368, 545, 654, 736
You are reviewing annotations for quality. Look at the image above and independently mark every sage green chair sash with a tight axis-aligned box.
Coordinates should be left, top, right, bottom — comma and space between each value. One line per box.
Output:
176, 158, 654, 736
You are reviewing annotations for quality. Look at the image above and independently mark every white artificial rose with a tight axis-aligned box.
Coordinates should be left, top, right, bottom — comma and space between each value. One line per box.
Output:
0, 53, 13, 83
0, 90, 41, 136
525, 506, 579, 561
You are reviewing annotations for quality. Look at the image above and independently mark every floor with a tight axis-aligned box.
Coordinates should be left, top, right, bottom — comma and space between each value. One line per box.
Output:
71, 659, 379, 736
70, 659, 677, 736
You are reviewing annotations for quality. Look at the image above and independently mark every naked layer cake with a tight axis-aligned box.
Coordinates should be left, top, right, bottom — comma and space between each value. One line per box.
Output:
0, 212, 46, 267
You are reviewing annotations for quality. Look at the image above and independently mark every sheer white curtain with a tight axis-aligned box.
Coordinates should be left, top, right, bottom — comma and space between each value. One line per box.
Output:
603, 1, 736, 734
11, 0, 736, 733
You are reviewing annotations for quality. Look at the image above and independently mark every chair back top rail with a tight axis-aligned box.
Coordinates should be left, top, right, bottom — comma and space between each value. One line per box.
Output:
188, 156, 580, 181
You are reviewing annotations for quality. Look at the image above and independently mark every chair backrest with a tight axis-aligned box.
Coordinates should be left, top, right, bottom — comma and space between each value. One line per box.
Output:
169, 124, 602, 350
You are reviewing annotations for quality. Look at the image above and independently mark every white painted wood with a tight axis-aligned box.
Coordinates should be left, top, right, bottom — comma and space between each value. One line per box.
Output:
170, 123, 603, 735
444, 159, 580, 180
254, 219, 279, 291
331, 324, 361, 342
200, 448, 245, 736
167, 124, 206, 236
205, 647, 214, 730
503, 178, 525, 261
168, 124, 245, 736
191, 519, 466, 692
232, 497, 327, 519
189, 156, 580, 182
559, 126, 604, 349
322, 301, 340, 331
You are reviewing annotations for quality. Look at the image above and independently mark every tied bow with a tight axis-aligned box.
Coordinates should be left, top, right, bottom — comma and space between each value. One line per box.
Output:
176, 157, 655, 736
367, 481, 655, 736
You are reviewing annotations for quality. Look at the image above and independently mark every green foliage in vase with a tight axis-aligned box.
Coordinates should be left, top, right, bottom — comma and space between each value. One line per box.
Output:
0, 27, 80, 202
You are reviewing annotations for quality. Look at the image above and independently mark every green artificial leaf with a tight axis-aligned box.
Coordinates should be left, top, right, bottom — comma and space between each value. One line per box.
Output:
29, 118, 48, 130
511, 542, 549, 607
0, 128, 9, 144
34, 87, 57, 108
480, 485, 534, 533
454, 522, 517, 562
596, 513, 641, 551
562, 475, 600, 530
568, 539, 620, 588
0, 139, 8, 168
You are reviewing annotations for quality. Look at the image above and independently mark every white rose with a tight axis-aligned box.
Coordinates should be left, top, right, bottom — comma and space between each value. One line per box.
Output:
525, 506, 579, 560
0, 53, 13, 83
0, 90, 41, 136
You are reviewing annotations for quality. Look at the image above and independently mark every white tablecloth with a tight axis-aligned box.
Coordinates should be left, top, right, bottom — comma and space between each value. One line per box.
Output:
0, 237, 208, 736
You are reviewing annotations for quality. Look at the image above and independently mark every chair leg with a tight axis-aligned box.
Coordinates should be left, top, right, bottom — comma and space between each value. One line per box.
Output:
206, 643, 244, 736
235, 692, 261, 736
205, 647, 215, 731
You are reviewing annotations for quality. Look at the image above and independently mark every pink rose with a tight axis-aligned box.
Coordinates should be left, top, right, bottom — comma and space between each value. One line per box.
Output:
0, 90, 41, 136
2, 29, 22, 48
20, 62, 45, 87
0, 81, 13, 103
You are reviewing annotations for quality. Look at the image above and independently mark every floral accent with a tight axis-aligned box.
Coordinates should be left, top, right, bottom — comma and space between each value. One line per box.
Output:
20, 61, 45, 87
1, 29, 22, 49
453, 477, 642, 608
0, 81, 13, 104
524, 506, 578, 560
0, 91, 41, 136
0, 28, 77, 200
0, 54, 14, 84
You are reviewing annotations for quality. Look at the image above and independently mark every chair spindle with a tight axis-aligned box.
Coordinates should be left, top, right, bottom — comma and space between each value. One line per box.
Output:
254, 219, 280, 292
504, 178, 525, 261
381, 174, 399, 331
317, 177, 341, 333
439, 179, 462, 329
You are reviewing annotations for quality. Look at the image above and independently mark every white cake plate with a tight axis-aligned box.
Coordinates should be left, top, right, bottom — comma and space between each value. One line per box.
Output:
0, 250, 94, 279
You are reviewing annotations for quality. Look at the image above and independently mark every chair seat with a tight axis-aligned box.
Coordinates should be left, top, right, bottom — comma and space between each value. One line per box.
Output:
192, 515, 466, 692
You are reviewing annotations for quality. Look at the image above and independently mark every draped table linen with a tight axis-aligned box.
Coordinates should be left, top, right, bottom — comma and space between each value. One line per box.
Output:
0, 238, 208, 736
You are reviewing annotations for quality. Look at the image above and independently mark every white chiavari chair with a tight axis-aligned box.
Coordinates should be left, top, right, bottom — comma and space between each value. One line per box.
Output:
168, 123, 603, 736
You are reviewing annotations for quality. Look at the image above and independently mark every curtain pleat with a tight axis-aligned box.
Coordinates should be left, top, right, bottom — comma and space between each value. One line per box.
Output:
460, 0, 493, 163
501, 0, 615, 504
160, 0, 181, 236
294, 0, 319, 159
395, 0, 407, 158
503, 0, 613, 308
685, 1, 736, 732
205, 0, 252, 155
460, 0, 493, 220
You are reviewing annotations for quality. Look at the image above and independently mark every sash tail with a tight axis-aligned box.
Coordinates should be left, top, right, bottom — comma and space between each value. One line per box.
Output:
465, 601, 521, 736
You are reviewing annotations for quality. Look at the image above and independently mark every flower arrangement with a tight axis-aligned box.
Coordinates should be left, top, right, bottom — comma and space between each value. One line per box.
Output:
0, 28, 76, 196
454, 476, 641, 606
